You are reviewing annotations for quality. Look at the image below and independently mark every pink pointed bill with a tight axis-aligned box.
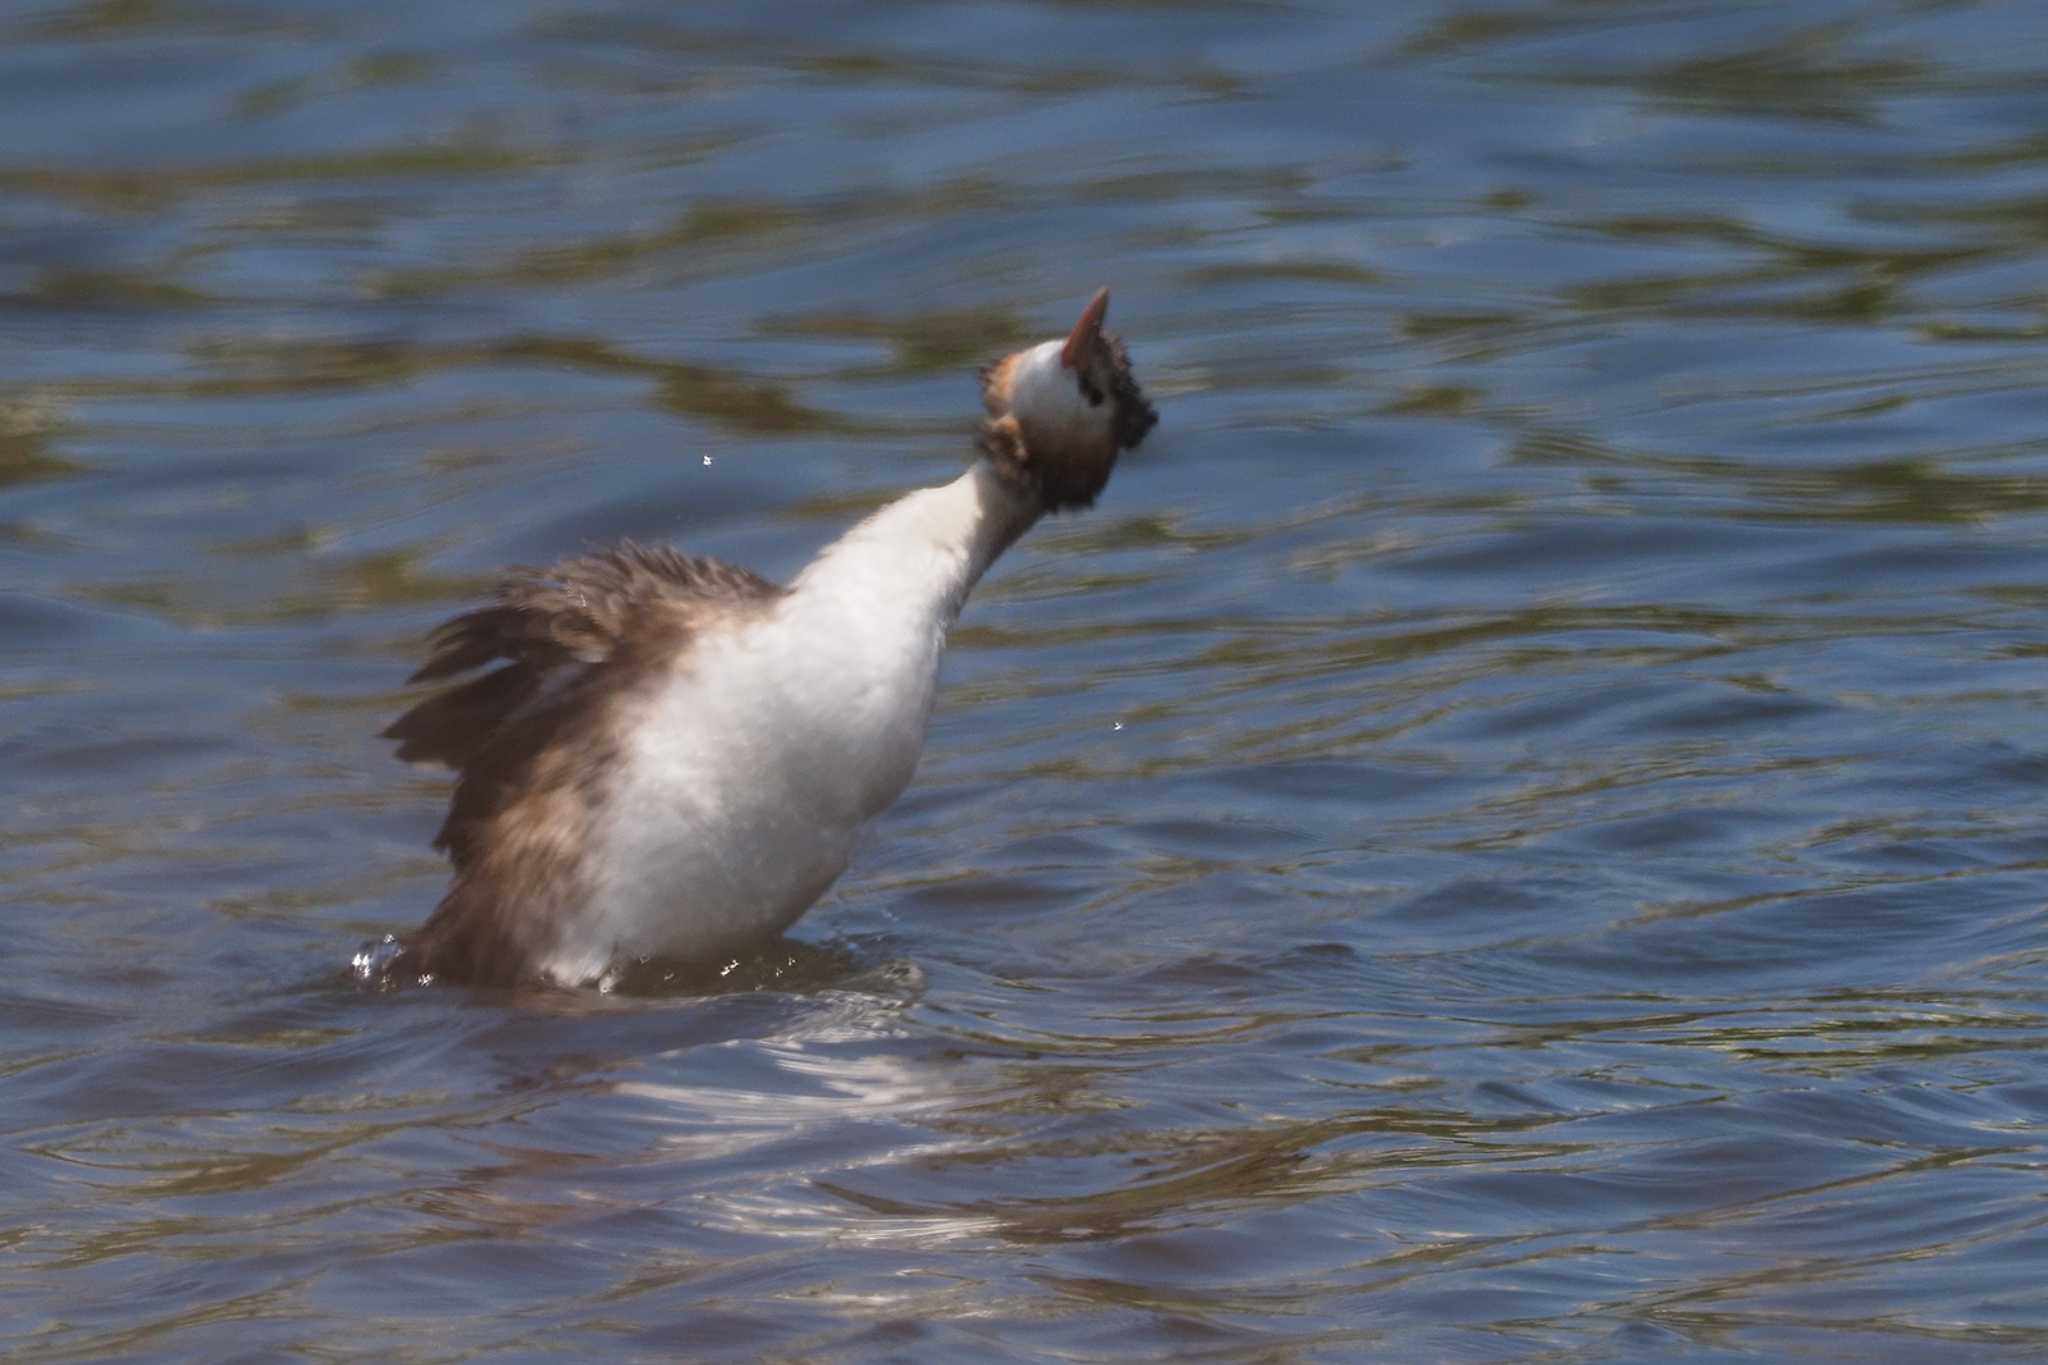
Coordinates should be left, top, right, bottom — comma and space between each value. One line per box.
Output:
1060, 287, 1111, 369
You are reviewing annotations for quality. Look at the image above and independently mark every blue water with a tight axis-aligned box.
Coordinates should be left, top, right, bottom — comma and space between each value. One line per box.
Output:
5, 1, 2048, 1358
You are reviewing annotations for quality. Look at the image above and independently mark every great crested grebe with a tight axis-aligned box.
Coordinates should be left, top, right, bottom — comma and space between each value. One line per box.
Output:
372, 289, 1156, 988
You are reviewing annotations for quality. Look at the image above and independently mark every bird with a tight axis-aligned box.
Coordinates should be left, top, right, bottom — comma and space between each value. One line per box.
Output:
372, 288, 1157, 988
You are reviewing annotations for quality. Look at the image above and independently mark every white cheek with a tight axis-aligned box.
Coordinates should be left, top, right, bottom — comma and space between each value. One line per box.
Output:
1008, 341, 1100, 442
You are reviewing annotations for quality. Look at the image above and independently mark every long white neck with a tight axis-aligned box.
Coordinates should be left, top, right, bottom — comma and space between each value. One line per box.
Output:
793, 459, 1040, 626
561, 460, 1042, 982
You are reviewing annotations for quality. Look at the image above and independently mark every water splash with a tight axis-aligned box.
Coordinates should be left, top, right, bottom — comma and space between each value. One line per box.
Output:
351, 934, 424, 989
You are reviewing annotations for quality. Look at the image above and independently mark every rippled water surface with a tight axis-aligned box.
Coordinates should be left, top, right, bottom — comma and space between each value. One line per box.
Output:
7, 0, 2048, 1358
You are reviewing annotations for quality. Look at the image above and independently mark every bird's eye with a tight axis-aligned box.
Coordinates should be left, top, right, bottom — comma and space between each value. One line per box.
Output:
1079, 377, 1104, 407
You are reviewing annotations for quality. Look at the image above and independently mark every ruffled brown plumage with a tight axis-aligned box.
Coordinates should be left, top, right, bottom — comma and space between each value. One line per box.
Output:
381, 542, 784, 984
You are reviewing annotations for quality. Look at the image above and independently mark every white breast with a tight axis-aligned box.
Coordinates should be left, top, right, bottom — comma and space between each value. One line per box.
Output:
544, 609, 934, 983
534, 463, 1021, 987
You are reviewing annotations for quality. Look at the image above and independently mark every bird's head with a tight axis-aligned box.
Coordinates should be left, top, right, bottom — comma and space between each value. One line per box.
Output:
977, 287, 1157, 512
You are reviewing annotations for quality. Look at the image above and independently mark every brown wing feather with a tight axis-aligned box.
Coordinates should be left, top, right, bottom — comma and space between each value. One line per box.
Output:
383, 541, 786, 986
